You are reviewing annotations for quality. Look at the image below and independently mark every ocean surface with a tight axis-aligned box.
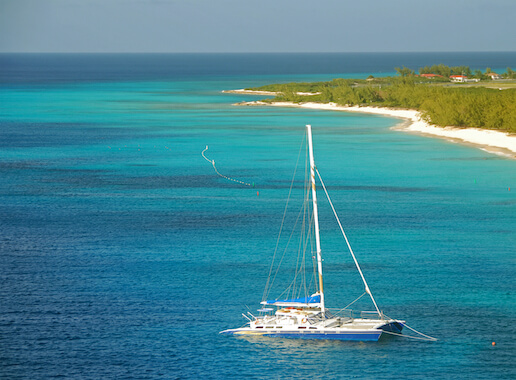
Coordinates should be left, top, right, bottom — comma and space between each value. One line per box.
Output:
1, 53, 515, 379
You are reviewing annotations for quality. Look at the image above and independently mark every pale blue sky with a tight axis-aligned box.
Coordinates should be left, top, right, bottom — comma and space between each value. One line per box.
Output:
1, 0, 515, 53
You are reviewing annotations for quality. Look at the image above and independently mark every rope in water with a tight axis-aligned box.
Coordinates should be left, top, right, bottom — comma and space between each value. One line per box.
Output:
382, 330, 438, 341
381, 313, 438, 341
202, 146, 253, 187
398, 323, 438, 341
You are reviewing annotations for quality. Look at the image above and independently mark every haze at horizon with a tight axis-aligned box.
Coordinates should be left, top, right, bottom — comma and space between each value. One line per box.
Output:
0, 0, 515, 53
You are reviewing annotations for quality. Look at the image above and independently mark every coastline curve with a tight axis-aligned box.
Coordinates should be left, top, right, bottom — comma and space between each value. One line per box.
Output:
229, 97, 516, 159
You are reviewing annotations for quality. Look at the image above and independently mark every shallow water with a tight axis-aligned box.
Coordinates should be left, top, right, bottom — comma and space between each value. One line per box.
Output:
1, 53, 515, 379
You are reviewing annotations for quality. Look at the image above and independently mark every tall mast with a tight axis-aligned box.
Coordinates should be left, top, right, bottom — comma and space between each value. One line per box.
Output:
306, 125, 325, 315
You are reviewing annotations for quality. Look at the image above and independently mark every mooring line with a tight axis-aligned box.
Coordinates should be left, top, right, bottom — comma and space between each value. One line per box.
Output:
202, 146, 253, 187
380, 313, 438, 342
382, 329, 438, 341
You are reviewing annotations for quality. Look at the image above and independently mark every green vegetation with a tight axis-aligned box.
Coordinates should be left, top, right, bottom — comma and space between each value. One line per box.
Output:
503, 67, 516, 79
415, 64, 516, 80
395, 66, 415, 77
418, 64, 471, 77
247, 69, 516, 133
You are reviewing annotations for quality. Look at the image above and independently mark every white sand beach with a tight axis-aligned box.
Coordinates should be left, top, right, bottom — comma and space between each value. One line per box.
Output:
232, 98, 516, 159
223, 89, 320, 96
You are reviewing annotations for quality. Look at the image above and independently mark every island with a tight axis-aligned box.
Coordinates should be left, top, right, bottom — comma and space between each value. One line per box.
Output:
224, 65, 516, 158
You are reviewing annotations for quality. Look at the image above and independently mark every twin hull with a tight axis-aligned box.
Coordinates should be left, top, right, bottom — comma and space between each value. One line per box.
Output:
221, 320, 404, 342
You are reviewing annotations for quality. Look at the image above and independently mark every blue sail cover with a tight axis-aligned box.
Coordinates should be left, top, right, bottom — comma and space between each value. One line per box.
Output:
263, 294, 321, 306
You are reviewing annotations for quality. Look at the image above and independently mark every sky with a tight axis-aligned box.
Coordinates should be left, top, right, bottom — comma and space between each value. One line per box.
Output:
0, 0, 515, 53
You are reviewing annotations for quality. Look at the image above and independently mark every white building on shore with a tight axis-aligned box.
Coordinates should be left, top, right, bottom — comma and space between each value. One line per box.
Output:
485, 72, 501, 80
450, 75, 468, 83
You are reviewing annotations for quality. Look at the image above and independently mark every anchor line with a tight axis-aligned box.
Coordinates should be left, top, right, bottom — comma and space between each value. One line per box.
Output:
202, 146, 253, 187
381, 330, 438, 342
380, 313, 438, 342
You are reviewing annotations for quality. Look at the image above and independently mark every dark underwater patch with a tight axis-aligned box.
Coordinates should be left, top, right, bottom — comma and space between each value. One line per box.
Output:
0, 121, 132, 148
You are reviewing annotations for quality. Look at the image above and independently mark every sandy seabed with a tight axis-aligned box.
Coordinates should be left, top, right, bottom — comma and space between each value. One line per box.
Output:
228, 90, 516, 159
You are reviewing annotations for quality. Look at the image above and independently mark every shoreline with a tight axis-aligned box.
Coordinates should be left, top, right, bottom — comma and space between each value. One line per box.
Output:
223, 89, 320, 96
231, 97, 516, 159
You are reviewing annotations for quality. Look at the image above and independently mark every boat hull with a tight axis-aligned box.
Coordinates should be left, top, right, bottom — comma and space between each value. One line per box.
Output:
379, 321, 404, 334
220, 328, 382, 341
220, 319, 404, 342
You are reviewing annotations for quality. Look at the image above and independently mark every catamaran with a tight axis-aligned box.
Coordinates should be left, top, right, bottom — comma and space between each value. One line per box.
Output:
221, 125, 405, 341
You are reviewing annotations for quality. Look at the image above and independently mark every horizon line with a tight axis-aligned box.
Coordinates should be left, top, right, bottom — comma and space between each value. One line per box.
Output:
1, 50, 516, 55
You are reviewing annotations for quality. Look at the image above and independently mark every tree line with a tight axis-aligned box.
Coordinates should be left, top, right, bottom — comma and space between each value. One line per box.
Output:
250, 76, 516, 132
395, 64, 516, 80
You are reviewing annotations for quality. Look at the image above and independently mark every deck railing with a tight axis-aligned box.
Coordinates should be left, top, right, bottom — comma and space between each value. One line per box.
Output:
328, 308, 385, 320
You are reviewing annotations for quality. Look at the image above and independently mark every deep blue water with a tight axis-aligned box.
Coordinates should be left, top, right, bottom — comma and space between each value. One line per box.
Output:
0, 53, 515, 379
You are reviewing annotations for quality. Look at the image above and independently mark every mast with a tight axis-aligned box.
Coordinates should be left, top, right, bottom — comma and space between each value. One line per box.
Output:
306, 124, 325, 315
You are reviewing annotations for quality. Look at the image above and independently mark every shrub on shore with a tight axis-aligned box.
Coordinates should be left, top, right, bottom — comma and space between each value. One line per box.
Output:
252, 77, 516, 133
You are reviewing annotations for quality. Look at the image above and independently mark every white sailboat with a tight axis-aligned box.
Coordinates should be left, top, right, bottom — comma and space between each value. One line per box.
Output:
221, 125, 404, 341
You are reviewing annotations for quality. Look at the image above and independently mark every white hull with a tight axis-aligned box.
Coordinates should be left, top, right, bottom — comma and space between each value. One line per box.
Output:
221, 313, 404, 342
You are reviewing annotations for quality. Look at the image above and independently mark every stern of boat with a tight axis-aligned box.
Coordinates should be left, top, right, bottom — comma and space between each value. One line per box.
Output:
379, 320, 405, 334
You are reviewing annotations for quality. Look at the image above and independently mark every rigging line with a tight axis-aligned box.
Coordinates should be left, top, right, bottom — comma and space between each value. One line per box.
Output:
292, 198, 313, 300
304, 211, 316, 295
302, 143, 319, 297
267, 197, 307, 302
315, 168, 382, 318
309, 212, 317, 294
291, 228, 305, 300
285, 202, 315, 301
292, 158, 312, 300
299, 186, 309, 299
286, 187, 316, 301
262, 135, 306, 302
334, 292, 368, 314
298, 174, 310, 299
290, 204, 305, 298
201, 146, 253, 187
303, 145, 312, 298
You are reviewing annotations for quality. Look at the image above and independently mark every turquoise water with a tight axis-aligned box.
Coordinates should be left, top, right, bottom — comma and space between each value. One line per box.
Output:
1, 54, 515, 379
